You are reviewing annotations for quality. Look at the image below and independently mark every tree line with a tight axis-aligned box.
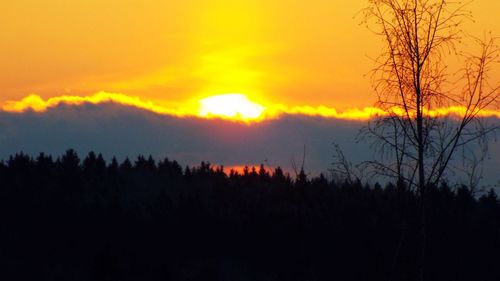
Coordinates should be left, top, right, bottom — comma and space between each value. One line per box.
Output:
0, 150, 499, 281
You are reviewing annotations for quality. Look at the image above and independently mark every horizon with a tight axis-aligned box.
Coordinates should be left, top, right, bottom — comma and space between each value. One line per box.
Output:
0, 101, 498, 189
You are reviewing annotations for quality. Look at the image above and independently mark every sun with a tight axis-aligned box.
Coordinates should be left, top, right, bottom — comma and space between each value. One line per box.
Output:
198, 93, 265, 121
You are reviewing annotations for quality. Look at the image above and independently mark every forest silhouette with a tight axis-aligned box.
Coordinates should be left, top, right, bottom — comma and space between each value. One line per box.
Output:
0, 150, 499, 281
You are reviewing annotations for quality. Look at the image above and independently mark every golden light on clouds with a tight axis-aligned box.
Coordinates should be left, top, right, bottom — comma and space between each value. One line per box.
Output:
2, 93, 500, 123
0, 92, 188, 116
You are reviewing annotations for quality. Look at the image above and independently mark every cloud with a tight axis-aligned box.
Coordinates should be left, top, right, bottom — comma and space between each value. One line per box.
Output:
4, 93, 500, 124
0, 102, 498, 188
0, 102, 366, 170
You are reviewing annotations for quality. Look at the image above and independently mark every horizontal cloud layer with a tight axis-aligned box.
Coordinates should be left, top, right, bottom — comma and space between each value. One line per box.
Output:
0, 101, 498, 188
3, 93, 500, 122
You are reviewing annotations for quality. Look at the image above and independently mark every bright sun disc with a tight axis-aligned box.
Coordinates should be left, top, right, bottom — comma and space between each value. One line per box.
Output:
198, 94, 265, 120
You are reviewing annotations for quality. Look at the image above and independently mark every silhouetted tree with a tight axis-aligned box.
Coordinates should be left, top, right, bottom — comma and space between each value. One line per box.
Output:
361, 0, 499, 190
361, 1, 499, 279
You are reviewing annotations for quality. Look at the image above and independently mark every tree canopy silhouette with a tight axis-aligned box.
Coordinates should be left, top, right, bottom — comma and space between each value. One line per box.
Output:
0, 150, 498, 281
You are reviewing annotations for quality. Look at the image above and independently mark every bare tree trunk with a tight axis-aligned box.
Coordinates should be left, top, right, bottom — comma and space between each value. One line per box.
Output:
418, 186, 427, 281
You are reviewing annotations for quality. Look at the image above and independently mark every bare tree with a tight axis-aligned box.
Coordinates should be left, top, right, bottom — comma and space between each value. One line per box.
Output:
361, 0, 499, 192
360, 0, 499, 279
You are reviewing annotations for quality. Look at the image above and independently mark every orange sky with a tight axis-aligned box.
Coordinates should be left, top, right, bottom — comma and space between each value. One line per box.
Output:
1, 0, 499, 112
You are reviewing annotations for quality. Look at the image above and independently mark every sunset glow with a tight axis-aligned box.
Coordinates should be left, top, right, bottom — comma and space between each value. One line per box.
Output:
1, 2, 499, 277
1, 1, 498, 110
2, 93, 500, 122
198, 94, 265, 120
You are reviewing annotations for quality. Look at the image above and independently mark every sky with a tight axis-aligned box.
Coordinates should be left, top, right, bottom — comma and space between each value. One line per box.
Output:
0, 1, 499, 186
1, 0, 499, 113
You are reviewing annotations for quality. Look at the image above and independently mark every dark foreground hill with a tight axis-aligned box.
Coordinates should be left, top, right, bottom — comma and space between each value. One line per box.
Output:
0, 150, 499, 281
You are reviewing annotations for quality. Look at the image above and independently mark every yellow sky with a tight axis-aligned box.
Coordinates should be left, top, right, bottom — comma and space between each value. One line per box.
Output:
1, 0, 499, 111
